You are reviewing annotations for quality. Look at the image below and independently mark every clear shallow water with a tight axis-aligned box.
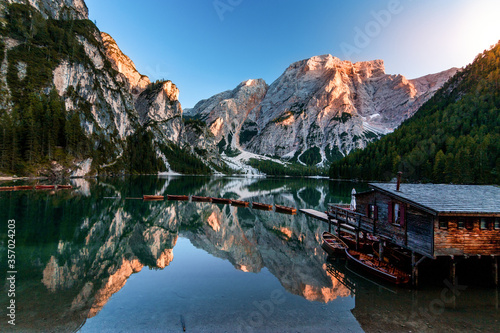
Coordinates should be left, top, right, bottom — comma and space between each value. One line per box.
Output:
0, 176, 498, 332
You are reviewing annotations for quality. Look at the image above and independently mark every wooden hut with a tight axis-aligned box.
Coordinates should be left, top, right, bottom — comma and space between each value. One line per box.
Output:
327, 183, 500, 286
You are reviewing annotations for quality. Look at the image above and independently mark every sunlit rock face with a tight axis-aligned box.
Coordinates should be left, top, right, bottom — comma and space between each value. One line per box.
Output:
135, 80, 184, 144
245, 55, 457, 164
88, 258, 144, 318
101, 32, 151, 99
188, 79, 268, 152
190, 55, 457, 166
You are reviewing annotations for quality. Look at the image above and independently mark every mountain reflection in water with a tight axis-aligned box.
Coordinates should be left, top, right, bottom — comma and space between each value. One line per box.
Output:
0, 176, 497, 333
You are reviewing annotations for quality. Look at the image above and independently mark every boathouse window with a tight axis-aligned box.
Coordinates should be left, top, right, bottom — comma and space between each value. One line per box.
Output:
367, 204, 378, 220
393, 203, 400, 224
389, 202, 405, 227
439, 220, 448, 229
457, 220, 465, 229
480, 218, 489, 230
465, 220, 474, 230
495, 218, 500, 230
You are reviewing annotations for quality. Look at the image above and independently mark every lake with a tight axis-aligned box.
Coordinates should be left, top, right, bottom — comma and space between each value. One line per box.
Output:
0, 176, 498, 332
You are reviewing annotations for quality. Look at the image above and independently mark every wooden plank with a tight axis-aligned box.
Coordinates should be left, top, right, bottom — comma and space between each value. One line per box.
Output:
299, 209, 329, 222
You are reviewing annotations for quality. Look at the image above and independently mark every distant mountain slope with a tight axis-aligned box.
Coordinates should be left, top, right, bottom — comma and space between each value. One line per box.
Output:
189, 55, 457, 167
329, 41, 500, 184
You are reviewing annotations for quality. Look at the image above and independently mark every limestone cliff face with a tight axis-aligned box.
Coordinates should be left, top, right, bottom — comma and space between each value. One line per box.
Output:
51, 37, 138, 141
4, 0, 88, 19
101, 32, 150, 99
190, 55, 457, 166
190, 79, 268, 151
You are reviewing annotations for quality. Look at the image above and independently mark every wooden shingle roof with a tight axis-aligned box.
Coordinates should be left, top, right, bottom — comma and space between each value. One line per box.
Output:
369, 183, 500, 215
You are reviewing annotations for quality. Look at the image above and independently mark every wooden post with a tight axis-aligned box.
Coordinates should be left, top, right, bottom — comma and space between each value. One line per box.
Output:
493, 256, 498, 287
355, 230, 360, 251
411, 251, 417, 288
450, 256, 456, 285
328, 217, 332, 233
378, 241, 384, 261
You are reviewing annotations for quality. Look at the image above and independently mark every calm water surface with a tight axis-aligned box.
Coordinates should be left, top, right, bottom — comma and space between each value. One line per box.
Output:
0, 176, 498, 332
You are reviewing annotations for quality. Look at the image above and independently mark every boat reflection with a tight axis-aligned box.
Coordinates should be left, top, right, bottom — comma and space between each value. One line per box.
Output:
325, 255, 499, 332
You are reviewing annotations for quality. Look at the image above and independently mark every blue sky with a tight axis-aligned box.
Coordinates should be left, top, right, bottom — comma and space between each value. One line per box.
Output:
85, 0, 500, 108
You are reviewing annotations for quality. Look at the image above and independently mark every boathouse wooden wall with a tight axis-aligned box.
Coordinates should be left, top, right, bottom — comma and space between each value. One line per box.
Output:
357, 191, 434, 257
434, 217, 500, 256
406, 206, 433, 257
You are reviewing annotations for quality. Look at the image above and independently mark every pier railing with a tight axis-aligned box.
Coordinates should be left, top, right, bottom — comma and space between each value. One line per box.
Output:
327, 204, 375, 233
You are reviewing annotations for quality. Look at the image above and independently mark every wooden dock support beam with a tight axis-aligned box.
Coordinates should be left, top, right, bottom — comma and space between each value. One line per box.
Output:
450, 256, 456, 285
411, 252, 426, 288
378, 241, 384, 261
493, 255, 498, 287
412, 252, 418, 288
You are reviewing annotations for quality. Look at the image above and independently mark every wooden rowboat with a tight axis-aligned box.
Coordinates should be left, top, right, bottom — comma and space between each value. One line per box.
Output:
252, 202, 273, 211
231, 199, 249, 207
167, 194, 189, 201
345, 248, 410, 285
14, 185, 34, 191
341, 233, 376, 253
372, 243, 412, 268
191, 196, 212, 203
275, 204, 297, 215
322, 232, 348, 256
143, 195, 164, 201
0, 186, 15, 191
57, 185, 73, 189
35, 185, 56, 190
211, 197, 232, 204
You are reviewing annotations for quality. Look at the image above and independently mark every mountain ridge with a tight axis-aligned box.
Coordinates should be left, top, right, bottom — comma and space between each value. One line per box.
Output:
189, 54, 458, 168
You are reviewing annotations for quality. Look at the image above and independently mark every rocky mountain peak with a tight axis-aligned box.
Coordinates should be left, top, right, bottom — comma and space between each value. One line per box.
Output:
5, 0, 88, 20
294, 54, 386, 79
101, 32, 151, 99
190, 53, 457, 167
352, 59, 386, 78
134, 80, 184, 147
303, 54, 341, 71
161, 80, 179, 101
188, 78, 268, 149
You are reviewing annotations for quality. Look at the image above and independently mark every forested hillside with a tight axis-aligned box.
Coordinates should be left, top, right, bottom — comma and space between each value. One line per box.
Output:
0, 3, 214, 177
0, 5, 99, 174
329, 41, 500, 184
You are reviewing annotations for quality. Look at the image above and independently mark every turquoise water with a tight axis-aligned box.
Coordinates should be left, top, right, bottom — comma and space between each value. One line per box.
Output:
0, 176, 498, 332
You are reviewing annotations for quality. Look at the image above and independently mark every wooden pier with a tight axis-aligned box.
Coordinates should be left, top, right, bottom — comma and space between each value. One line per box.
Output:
300, 209, 328, 222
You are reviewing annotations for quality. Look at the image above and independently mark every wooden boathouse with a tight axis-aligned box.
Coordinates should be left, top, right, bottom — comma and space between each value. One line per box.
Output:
323, 182, 500, 286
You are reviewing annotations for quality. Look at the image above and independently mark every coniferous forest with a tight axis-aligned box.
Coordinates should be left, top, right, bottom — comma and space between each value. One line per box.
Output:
329, 41, 500, 184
